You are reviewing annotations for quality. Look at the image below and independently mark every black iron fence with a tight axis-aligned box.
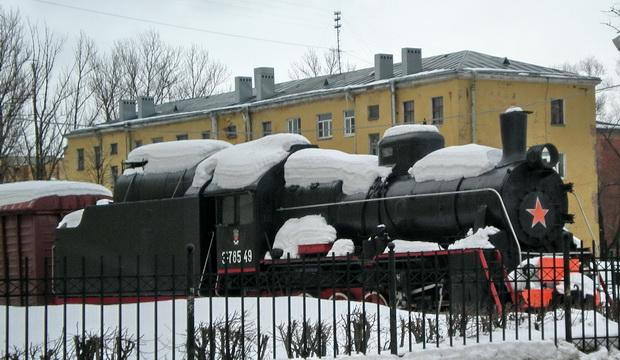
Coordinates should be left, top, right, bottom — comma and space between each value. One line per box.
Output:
2, 244, 620, 359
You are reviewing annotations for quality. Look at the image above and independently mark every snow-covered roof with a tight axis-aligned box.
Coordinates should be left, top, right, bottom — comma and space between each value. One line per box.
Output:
0, 181, 112, 207
124, 139, 231, 174
285, 148, 391, 195
68, 50, 599, 138
409, 144, 502, 182
190, 133, 310, 191
383, 124, 439, 138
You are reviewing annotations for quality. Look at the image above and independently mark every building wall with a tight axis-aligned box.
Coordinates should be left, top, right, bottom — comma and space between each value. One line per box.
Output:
597, 129, 620, 250
62, 76, 600, 247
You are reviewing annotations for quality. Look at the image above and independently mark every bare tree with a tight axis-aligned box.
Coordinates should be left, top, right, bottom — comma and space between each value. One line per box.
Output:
174, 44, 228, 99
64, 31, 97, 129
22, 22, 72, 180
0, 8, 30, 183
557, 57, 609, 119
90, 44, 125, 122
118, 30, 181, 104
289, 48, 356, 80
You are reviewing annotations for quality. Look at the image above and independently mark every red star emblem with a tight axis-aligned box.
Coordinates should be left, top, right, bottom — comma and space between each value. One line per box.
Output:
526, 197, 549, 228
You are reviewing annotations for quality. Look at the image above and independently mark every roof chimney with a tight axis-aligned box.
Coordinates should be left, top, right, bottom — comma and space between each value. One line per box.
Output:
235, 76, 253, 103
402, 48, 422, 75
374, 54, 393, 80
254, 67, 275, 100
137, 96, 155, 118
118, 99, 137, 121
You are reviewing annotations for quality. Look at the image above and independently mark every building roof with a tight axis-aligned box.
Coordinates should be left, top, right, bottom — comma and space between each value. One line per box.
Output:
69, 50, 600, 136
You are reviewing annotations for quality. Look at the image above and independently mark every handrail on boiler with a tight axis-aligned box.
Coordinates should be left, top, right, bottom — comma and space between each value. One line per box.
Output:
276, 188, 523, 264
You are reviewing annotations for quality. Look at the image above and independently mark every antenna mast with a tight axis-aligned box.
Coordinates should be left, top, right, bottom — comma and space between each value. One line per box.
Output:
334, 11, 342, 74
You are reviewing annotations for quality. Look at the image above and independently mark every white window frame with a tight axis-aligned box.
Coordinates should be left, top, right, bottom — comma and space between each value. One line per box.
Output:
555, 153, 566, 178
287, 118, 301, 134
317, 113, 332, 139
344, 110, 355, 137
262, 121, 272, 137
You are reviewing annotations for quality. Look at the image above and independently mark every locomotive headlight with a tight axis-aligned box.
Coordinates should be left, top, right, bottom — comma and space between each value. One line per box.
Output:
526, 144, 559, 169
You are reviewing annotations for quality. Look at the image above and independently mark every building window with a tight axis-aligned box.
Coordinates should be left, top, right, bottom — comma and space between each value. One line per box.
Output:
368, 105, 380, 120
111, 165, 119, 183
110, 143, 118, 155
134, 140, 143, 149
152, 137, 163, 143
176, 134, 188, 141
368, 133, 380, 155
77, 148, 84, 171
344, 110, 355, 136
551, 99, 564, 125
202, 131, 211, 139
403, 101, 414, 123
94, 146, 102, 168
542, 150, 566, 178
432, 96, 444, 124
317, 113, 332, 139
287, 118, 301, 134
225, 125, 237, 139
262, 121, 272, 136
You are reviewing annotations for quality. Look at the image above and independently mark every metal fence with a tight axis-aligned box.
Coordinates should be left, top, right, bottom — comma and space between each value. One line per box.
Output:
1, 244, 620, 359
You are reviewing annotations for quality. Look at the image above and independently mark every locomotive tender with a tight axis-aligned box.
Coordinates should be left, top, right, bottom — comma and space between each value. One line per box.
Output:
54, 108, 574, 305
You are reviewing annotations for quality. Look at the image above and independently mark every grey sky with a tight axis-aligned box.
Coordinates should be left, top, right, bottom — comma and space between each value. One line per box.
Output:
3, 0, 620, 86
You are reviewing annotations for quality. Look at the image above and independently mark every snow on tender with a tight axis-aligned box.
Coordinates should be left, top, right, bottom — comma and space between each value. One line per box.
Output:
271, 215, 336, 259
327, 239, 355, 256
285, 148, 391, 195
383, 240, 442, 253
58, 199, 113, 229
0, 181, 111, 207
448, 226, 498, 250
383, 124, 439, 138
409, 144, 502, 182
191, 133, 310, 191
124, 139, 231, 175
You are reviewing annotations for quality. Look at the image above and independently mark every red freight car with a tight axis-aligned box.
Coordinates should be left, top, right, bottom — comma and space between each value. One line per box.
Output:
0, 181, 111, 305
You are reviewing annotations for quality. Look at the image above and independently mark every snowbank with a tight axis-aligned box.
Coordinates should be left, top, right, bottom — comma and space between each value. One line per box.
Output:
383, 240, 442, 253
285, 148, 391, 195
327, 239, 355, 256
448, 226, 498, 250
409, 144, 502, 182
124, 139, 230, 174
272, 215, 336, 258
383, 124, 439, 138
0, 181, 111, 207
191, 133, 310, 190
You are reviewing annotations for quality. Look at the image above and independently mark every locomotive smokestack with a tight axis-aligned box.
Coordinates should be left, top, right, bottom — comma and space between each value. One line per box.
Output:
498, 107, 530, 166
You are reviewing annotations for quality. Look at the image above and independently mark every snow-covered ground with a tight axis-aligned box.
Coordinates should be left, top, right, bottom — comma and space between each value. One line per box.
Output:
1, 297, 619, 359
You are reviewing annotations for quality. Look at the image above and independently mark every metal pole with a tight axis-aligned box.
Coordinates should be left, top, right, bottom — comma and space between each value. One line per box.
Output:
388, 242, 397, 355
563, 233, 572, 343
186, 244, 196, 360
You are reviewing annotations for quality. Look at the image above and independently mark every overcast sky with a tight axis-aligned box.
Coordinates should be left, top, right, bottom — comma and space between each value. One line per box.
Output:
4, 0, 620, 86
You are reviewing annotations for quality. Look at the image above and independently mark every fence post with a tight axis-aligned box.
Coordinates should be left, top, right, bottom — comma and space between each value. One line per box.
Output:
186, 244, 196, 360
563, 232, 572, 343
388, 242, 397, 355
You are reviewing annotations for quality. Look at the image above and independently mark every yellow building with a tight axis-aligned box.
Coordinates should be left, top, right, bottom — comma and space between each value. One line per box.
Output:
63, 49, 600, 247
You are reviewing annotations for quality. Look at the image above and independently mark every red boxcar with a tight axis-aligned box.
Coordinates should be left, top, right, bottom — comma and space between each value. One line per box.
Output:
0, 181, 111, 305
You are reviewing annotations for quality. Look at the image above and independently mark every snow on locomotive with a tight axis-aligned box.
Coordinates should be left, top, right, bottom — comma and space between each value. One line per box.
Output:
54, 108, 581, 308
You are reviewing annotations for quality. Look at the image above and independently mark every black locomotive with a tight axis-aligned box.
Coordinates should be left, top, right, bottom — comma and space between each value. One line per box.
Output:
54, 109, 574, 307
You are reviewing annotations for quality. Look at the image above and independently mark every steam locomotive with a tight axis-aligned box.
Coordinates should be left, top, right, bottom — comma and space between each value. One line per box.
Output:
54, 108, 575, 308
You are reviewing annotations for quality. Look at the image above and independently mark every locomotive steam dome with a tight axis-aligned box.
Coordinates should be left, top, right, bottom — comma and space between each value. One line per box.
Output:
378, 124, 444, 177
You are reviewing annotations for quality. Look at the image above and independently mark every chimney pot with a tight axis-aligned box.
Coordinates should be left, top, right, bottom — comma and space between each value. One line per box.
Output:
254, 67, 275, 100
402, 48, 422, 75
374, 54, 393, 80
235, 76, 253, 103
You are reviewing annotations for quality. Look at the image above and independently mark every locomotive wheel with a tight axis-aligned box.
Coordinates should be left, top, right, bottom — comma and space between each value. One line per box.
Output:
327, 291, 349, 301
363, 291, 388, 306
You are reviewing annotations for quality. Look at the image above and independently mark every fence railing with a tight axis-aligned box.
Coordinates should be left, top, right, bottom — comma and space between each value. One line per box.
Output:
1, 244, 620, 359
